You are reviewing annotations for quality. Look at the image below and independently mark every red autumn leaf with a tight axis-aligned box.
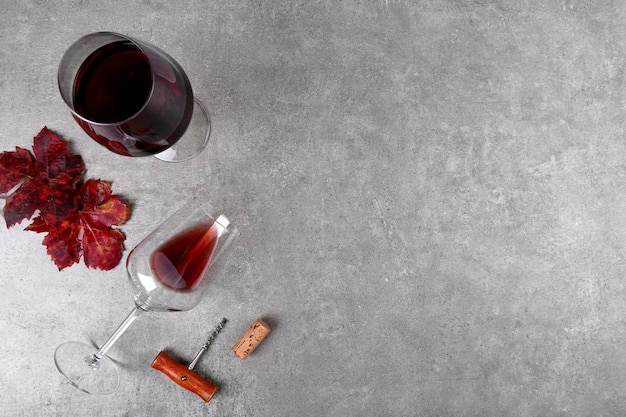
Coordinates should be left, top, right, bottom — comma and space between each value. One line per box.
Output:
81, 225, 127, 270
0, 147, 34, 194
26, 217, 82, 270
25, 179, 130, 270
32, 127, 85, 186
78, 179, 130, 270
1, 127, 85, 227
3, 180, 46, 227
2, 127, 130, 271
79, 179, 130, 227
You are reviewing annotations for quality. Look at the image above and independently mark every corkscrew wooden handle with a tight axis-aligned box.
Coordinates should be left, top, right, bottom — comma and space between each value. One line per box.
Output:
151, 351, 218, 402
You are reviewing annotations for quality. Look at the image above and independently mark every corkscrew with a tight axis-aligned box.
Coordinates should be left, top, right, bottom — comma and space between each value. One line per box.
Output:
151, 318, 227, 402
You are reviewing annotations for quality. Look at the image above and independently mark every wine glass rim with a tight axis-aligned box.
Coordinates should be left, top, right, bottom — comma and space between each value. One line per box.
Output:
58, 31, 156, 127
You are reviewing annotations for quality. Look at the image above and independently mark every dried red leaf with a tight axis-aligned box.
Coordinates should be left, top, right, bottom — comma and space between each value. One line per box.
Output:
32, 127, 85, 186
82, 225, 126, 270
0, 147, 34, 194
2, 127, 130, 271
3, 180, 43, 226
79, 179, 130, 227
1, 127, 85, 227
80, 178, 113, 208
77, 179, 130, 270
27, 217, 82, 270
25, 179, 129, 270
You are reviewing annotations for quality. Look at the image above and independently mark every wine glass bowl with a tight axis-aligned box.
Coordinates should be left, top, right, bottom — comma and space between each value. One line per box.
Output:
127, 204, 237, 312
54, 199, 238, 395
58, 32, 210, 161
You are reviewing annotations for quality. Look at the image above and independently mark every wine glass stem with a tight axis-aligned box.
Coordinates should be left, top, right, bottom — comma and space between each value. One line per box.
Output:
92, 307, 144, 362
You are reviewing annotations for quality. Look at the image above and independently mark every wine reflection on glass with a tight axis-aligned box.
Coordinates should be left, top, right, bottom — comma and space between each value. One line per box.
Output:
58, 32, 210, 162
54, 199, 238, 395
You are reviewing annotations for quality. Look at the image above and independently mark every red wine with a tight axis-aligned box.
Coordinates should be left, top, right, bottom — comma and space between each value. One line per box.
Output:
72, 40, 194, 156
150, 222, 218, 292
74, 42, 151, 123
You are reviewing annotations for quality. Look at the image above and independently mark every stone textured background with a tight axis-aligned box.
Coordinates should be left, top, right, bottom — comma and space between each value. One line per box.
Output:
1, 1, 626, 415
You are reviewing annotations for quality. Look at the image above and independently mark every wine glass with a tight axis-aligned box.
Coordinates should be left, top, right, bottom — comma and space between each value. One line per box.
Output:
54, 199, 238, 395
58, 32, 210, 162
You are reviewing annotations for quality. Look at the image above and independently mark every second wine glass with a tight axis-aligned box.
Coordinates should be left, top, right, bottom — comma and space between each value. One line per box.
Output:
54, 199, 238, 395
58, 32, 210, 162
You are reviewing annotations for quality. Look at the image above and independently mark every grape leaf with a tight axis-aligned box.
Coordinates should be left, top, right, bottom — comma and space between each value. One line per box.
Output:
1, 127, 130, 271
31, 127, 85, 186
79, 179, 130, 228
0, 146, 34, 194
26, 180, 129, 270
26, 217, 82, 270
1, 127, 85, 227
82, 226, 127, 270
77, 179, 130, 270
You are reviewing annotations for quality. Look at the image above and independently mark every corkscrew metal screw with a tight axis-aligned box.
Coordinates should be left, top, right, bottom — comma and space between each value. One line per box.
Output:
187, 317, 227, 371
151, 318, 227, 402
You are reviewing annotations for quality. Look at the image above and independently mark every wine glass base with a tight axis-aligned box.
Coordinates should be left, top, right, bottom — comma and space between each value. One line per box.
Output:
54, 341, 119, 395
154, 98, 211, 162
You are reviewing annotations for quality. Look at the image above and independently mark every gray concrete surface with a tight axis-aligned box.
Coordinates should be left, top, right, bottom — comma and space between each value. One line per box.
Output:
1, 1, 626, 416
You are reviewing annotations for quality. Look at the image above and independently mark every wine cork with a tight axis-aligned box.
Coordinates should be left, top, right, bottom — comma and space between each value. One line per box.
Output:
232, 319, 271, 360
